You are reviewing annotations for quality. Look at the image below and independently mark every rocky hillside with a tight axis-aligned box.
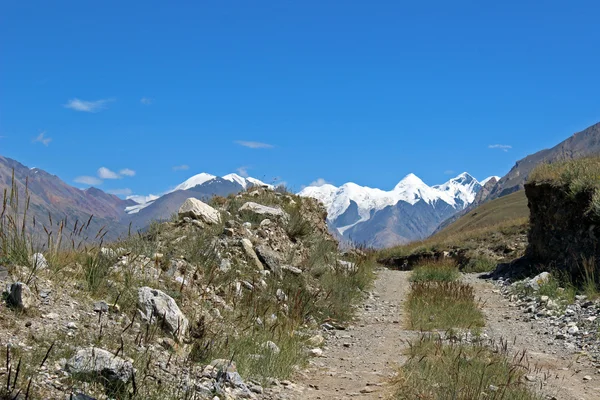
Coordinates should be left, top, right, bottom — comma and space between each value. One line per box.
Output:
0, 187, 374, 400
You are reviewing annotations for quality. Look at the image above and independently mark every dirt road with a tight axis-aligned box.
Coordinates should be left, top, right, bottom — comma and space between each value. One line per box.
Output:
269, 269, 600, 399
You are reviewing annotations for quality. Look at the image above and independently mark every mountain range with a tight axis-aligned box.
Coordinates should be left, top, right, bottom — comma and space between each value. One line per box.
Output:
299, 172, 496, 248
0, 155, 272, 243
7, 120, 600, 250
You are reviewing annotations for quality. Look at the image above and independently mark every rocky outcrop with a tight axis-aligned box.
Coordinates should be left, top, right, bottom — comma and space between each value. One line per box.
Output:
525, 181, 600, 280
178, 198, 221, 224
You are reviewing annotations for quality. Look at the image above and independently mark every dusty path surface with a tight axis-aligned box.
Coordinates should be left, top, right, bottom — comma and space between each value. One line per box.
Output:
465, 273, 600, 400
270, 268, 414, 399
267, 269, 600, 400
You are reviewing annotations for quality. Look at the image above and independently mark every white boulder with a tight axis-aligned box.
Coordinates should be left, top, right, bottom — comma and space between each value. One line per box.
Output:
178, 198, 221, 224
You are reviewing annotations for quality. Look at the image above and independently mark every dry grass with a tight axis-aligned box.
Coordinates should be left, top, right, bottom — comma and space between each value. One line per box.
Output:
410, 259, 460, 283
379, 216, 528, 260
529, 156, 600, 193
407, 280, 485, 331
392, 335, 542, 400
0, 172, 379, 396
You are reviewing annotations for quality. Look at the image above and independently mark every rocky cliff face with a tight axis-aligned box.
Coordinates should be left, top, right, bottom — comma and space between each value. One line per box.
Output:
525, 181, 600, 280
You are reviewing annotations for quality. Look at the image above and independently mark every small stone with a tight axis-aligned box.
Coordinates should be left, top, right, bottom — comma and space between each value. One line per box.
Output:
223, 228, 235, 237
67, 322, 78, 330
568, 326, 579, 335
525, 375, 536, 382
30, 253, 48, 270
93, 301, 109, 313
584, 375, 592, 381
262, 341, 281, 354
307, 335, 325, 346
309, 348, 323, 357
43, 312, 60, 320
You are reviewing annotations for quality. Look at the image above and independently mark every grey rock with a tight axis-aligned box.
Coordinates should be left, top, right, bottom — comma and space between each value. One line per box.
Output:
137, 287, 189, 340
255, 245, 282, 274
240, 239, 264, 270
526, 272, 551, 291
262, 341, 281, 354
30, 252, 48, 270
93, 301, 109, 313
239, 202, 289, 220
178, 198, 221, 224
6, 282, 35, 310
66, 347, 134, 387
281, 265, 302, 275
219, 259, 232, 273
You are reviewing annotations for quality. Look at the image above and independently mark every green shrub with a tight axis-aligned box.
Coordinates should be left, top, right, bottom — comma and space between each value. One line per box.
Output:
462, 256, 497, 273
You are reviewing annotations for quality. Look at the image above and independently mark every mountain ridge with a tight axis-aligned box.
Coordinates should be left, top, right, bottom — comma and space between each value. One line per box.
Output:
299, 172, 495, 247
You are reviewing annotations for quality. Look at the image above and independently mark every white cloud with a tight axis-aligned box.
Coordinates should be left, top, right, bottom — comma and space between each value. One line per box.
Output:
235, 140, 274, 149
488, 144, 512, 152
309, 178, 330, 187
74, 176, 103, 186
33, 131, 52, 146
107, 188, 133, 196
98, 167, 121, 179
64, 98, 113, 112
237, 166, 250, 177
140, 97, 153, 105
172, 165, 189, 171
119, 168, 136, 177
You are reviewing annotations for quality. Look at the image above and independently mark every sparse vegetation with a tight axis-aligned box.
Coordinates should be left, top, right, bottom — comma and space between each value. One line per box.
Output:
0, 173, 377, 398
463, 255, 497, 273
407, 280, 485, 331
529, 156, 600, 194
392, 335, 542, 400
410, 259, 460, 282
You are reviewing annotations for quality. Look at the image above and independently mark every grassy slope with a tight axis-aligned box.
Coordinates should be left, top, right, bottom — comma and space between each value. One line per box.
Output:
379, 190, 529, 260
434, 190, 528, 239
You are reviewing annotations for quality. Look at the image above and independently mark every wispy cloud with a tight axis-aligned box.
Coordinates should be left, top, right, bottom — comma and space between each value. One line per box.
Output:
98, 167, 121, 179
140, 97, 153, 105
443, 170, 455, 175
64, 98, 114, 112
237, 166, 249, 177
107, 188, 133, 196
235, 140, 274, 149
74, 176, 103, 186
309, 178, 331, 187
172, 165, 189, 171
488, 144, 512, 152
119, 168, 136, 177
33, 131, 52, 146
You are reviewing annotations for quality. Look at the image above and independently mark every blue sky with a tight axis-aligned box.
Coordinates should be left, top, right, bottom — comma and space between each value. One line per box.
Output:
2, 1, 600, 197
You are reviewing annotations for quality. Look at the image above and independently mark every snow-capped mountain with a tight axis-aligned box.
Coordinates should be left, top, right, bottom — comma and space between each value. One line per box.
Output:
223, 173, 274, 190
299, 172, 493, 248
126, 173, 272, 215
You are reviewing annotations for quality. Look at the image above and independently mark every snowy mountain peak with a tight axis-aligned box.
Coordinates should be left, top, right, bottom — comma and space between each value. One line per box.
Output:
481, 176, 500, 186
394, 173, 425, 190
222, 174, 273, 189
173, 173, 217, 192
